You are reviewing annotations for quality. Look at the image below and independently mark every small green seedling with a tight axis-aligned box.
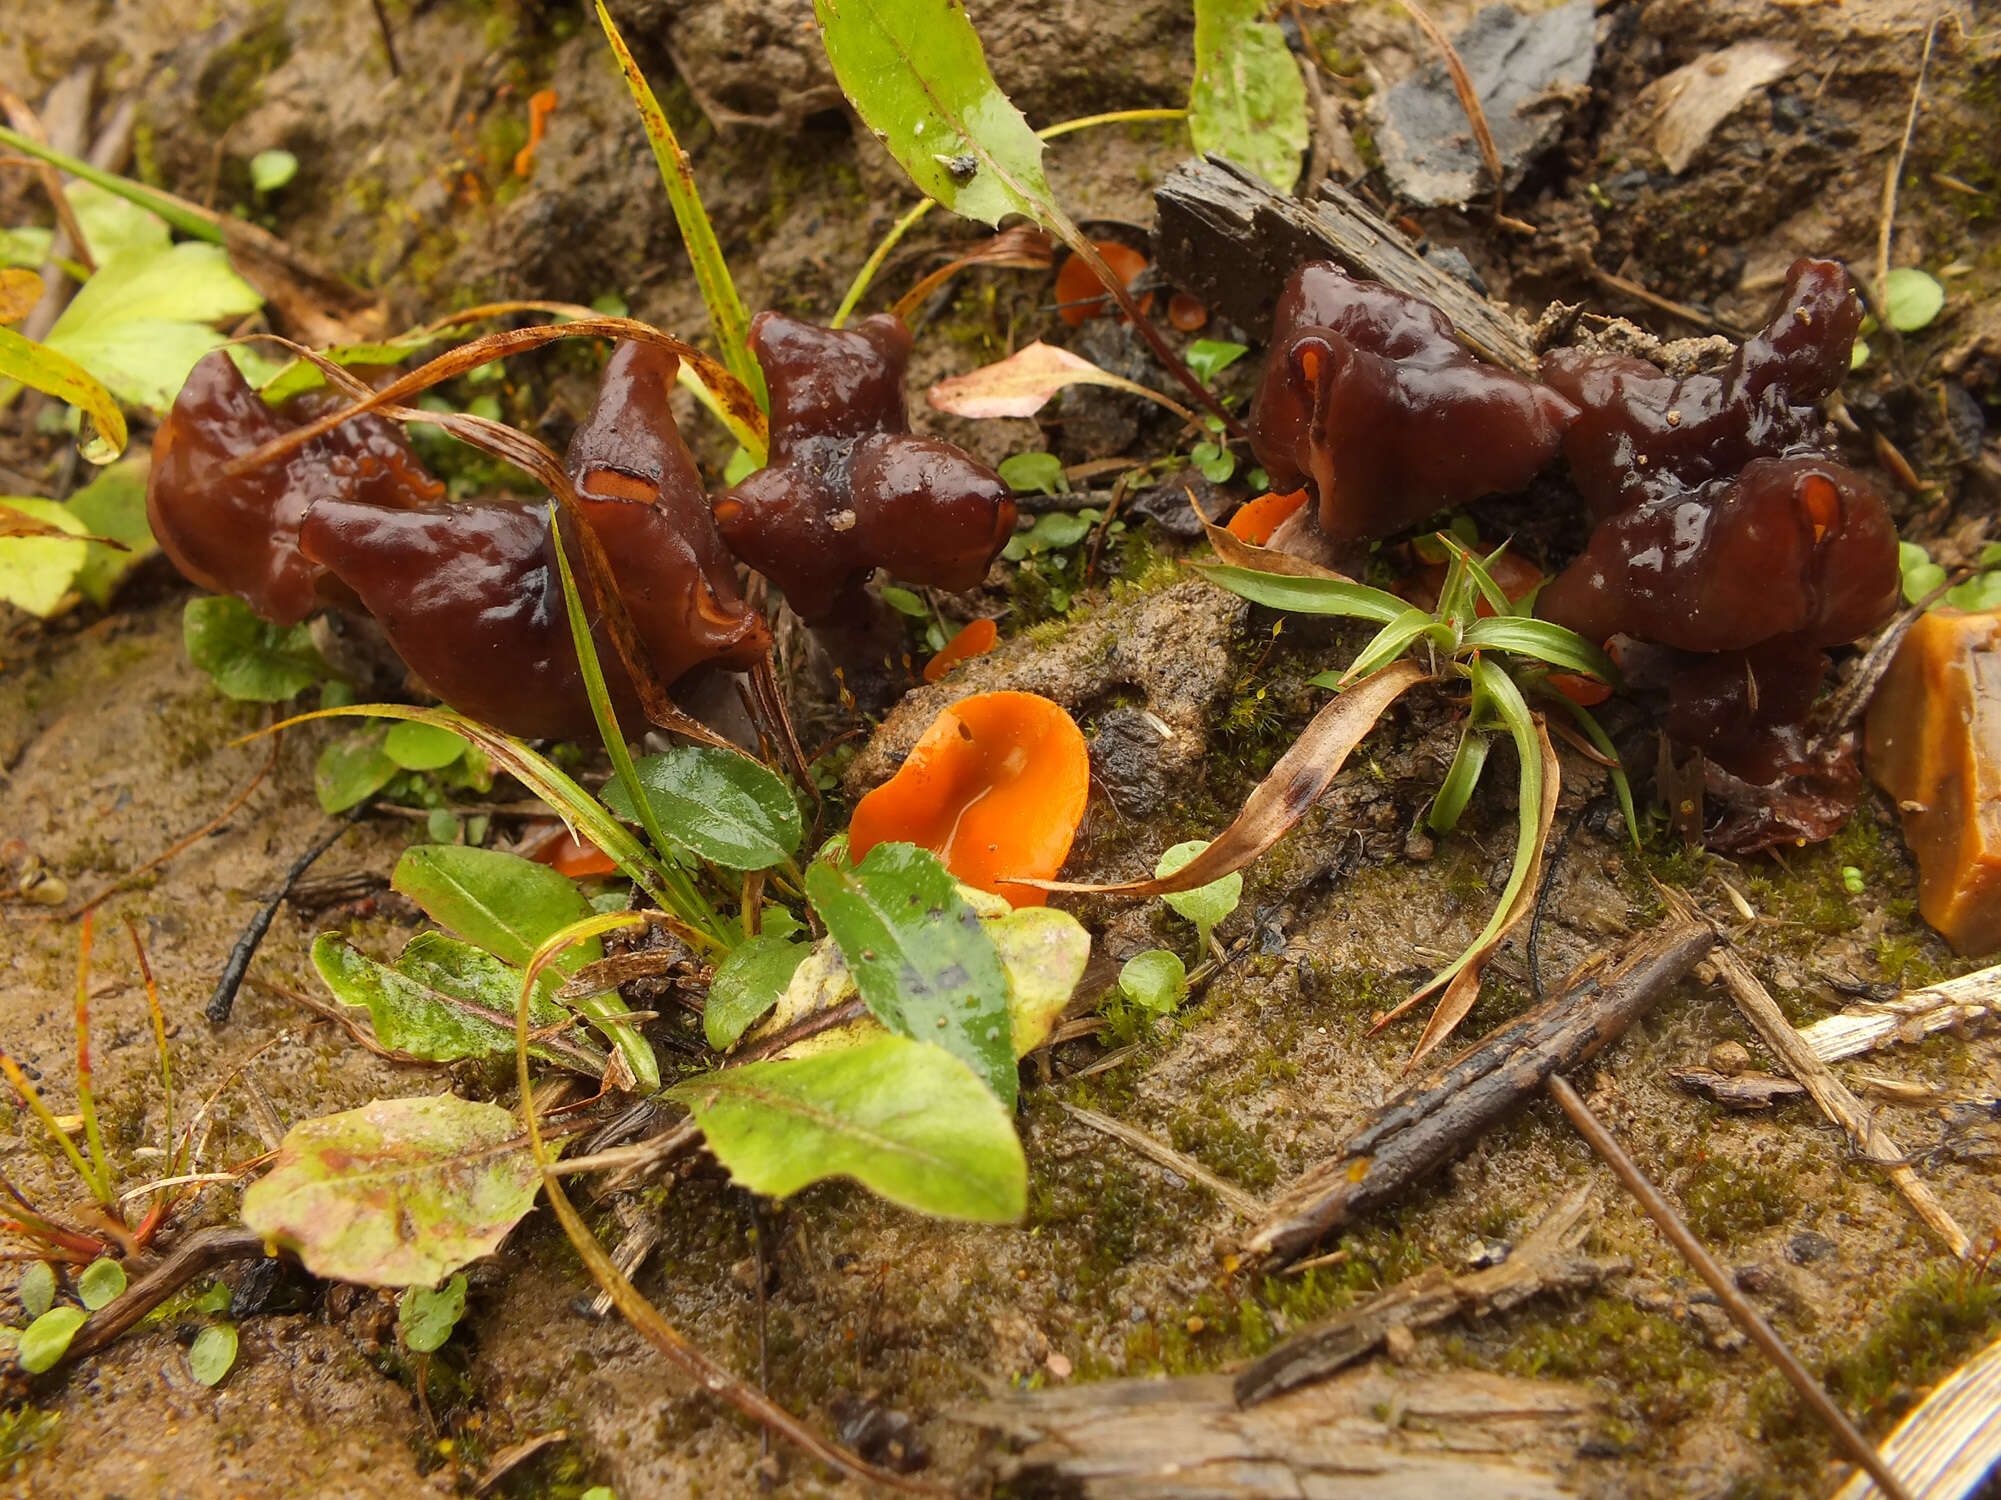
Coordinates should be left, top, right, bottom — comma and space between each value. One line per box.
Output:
999, 451, 1068, 496
399, 1273, 469, 1354
249, 150, 298, 194
1154, 840, 1241, 958
188, 1322, 239, 1386
1119, 948, 1189, 1015
75, 1259, 124, 1311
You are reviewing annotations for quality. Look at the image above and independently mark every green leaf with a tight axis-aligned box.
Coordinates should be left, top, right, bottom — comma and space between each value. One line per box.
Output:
880, 585, 930, 618
997, 451, 1068, 496
1899, 539, 1947, 606
1189, 0, 1310, 190
17, 1262, 56, 1320
392, 845, 603, 975
64, 460, 156, 607
184, 595, 327, 701
0, 499, 88, 617
1428, 723, 1492, 835
1154, 840, 1241, 956
0, 325, 126, 462
315, 729, 399, 814
988, 904, 1092, 1055
598, 747, 805, 872
814, 0, 1052, 227
1191, 442, 1236, 484
1322, 606, 1448, 687
384, 720, 470, 772
45, 244, 263, 410
1945, 571, 2001, 613
1, 226, 52, 270
1002, 510, 1092, 560
18, 1307, 86, 1374
669, 1035, 1026, 1222
1459, 616, 1619, 685
310, 932, 607, 1074
1184, 339, 1249, 383
1195, 563, 1408, 623
706, 934, 809, 1049
188, 1322, 238, 1386
398, 1273, 467, 1354
805, 843, 1016, 1106
76, 1259, 125, 1312
65, 182, 170, 266
241, 1095, 543, 1288
250, 149, 299, 193
1883, 267, 1944, 333
1118, 948, 1187, 1014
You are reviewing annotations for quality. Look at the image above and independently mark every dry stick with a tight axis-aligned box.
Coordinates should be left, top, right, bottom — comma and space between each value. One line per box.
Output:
1875, 18, 1939, 304
1547, 1075, 1916, 1500
207, 808, 367, 1024
60, 1224, 266, 1364
1590, 267, 1749, 338
1059, 1103, 1268, 1220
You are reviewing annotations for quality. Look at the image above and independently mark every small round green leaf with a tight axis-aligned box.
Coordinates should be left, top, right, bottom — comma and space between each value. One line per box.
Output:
1154, 841, 1241, 941
880, 585, 930, 618
1118, 948, 1188, 1015
997, 451, 1066, 496
76, 1258, 125, 1312
706, 934, 809, 1050
315, 729, 400, 814
249, 149, 299, 193
184, 595, 327, 702
18, 1306, 86, 1374
189, 1322, 239, 1386
17, 1261, 56, 1320
398, 1273, 468, 1354
1882, 267, 1944, 333
384, 720, 470, 772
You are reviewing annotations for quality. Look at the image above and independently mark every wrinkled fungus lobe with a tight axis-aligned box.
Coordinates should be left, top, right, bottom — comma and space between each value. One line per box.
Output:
713, 311, 1017, 624
849, 691, 1088, 907
1247, 261, 1577, 543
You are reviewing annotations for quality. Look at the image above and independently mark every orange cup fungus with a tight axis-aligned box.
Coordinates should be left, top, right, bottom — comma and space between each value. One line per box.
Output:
1225, 489, 1309, 546
922, 617, 999, 684
1168, 292, 1209, 332
1054, 242, 1151, 327
529, 827, 620, 879
849, 691, 1088, 907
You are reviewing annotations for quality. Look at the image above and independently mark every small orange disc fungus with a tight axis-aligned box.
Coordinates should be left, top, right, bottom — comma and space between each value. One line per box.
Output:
531, 829, 619, 879
1054, 242, 1151, 327
923, 617, 999, 684
1168, 293, 1209, 332
1545, 672, 1612, 707
849, 691, 1088, 907
1226, 489, 1309, 546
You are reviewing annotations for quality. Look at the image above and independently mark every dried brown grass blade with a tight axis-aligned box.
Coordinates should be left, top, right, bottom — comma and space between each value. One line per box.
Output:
1027, 658, 1428, 896
1397, 718, 1561, 1068
1188, 486, 1354, 580
892, 224, 1055, 321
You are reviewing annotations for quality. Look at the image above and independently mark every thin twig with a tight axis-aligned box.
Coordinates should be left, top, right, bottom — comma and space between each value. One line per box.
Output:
1548, 1075, 1915, 1500
1059, 1103, 1267, 1219
1389, 0, 1502, 203
1875, 18, 1938, 304
61, 1225, 266, 1364
1590, 267, 1748, 337
207, 808, 367, 1023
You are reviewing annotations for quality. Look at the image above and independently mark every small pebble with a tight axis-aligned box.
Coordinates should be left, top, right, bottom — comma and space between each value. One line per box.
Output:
1709, 1040, 1753, 1075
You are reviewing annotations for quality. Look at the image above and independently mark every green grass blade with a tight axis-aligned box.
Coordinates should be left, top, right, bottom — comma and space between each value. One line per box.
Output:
1334, 607, 1450, 685
1550, 692, 1640, 850
594, 0, 766, 411
1194, 563, 1408, 623
521, 911, 662, 1094
1427, 724, 1492, 835
0, 126, 222, 244
546, 510, 733, 949
1460, 616, 1620, 685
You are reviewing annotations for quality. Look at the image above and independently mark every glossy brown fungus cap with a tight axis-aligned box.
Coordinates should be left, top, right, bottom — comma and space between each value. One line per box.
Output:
146, 351, 442, 625
1246, 262, 1577, 544
713, 311, 1016, 623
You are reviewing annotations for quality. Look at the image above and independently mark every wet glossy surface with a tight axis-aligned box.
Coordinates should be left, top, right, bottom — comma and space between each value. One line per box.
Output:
1247, 262, 1576, 543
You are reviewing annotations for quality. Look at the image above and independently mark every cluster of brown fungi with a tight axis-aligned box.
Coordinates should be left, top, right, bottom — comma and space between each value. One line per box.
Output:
1247, 256, 1899, 850
149, 255, 1896, 852
147, 314, 1016, 742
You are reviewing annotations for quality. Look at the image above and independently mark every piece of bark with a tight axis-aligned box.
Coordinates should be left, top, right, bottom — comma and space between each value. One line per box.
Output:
1798, 963, 2001, 1062
1236, 1186, 1626, 1406
1830, 1335, 2001, 1500
1151, 157, 1539, 374
964, 1364, 1599, 1500
1671, 1066, 1808, 1110
1650, 42, 1796, 176
1246, 920, 1713, 1263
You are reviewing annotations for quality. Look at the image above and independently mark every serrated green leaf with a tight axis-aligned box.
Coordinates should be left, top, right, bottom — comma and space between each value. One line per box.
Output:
241, 1096, 542, 1288
189, 1321, 238, 1386
1459, 615, 1618, 684
18, 1307, 86, 1374
398, 1273, 467, 1354
384, 720, 470, 772
805, 843, 1016, 1105
76, 1258, 125, 1311
1118, 948, 1187, 1014
706, 934, 809, 1049
17, 1262, 55, 1320
64, 460, 156, 607
1883, 267, 1944, 333
1195, 563, 1408, 623
0, 498, 88, 617
45, 243, 262, 410
184, 594, 327, 701
814, 0, 1052, 226
669, 1035, 1026, 1221
1189, 0, 1309, 191
315, 729, 399, 814
598, 747, 804, 872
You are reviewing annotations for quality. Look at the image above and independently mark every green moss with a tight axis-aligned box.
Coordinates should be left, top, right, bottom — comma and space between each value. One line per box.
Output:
195, 9, 292, 136
0, 1407, 59, 1477
1167, 1105, 1279, 1191
1823, 1265, 2001, 1430
1679, 1154, 1799, 1244
1493, 1296, 1715, 1425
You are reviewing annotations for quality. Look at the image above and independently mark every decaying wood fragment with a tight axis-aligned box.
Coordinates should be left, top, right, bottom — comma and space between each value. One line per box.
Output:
1799, 963, 2001, 1063
1831, 1334, 2001, 1500
1235, 1186, 1625, 1406
1246, 920, 1713, 1263
1151, 157, 1539, 373
964, 1364, 1600, 1500
1670, 1066, 1808, 1110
